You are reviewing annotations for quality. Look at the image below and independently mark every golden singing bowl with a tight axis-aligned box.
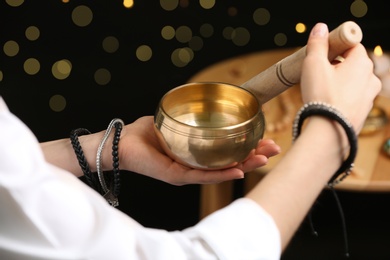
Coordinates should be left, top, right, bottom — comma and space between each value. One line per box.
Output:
154, 82, 266, 170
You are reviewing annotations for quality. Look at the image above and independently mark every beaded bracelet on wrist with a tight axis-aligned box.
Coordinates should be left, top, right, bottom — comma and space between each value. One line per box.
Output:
96, 118, 124, 207
292, 101, 358, 186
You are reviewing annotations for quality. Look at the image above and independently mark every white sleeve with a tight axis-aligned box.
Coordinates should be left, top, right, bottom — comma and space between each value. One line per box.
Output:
180, 198, 281, 260
0, 97, 281, 260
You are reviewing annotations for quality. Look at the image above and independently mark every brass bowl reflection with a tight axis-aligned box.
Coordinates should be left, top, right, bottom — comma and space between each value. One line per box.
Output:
154, 82, 266, 170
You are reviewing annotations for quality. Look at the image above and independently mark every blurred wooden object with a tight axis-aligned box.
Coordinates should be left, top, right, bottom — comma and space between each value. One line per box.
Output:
188, 48, 390, 219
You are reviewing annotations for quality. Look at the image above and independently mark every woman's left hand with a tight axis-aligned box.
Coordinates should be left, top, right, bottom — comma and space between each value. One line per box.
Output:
118, 116, 281, 185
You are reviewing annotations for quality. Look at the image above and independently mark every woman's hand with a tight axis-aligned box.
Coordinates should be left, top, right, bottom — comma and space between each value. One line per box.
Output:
118, 116, 281, 185
300, 23, 382, 133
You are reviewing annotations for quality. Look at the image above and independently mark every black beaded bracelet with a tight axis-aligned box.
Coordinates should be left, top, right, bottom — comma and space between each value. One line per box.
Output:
96, 118, 124, 207
292, 102, 358, 186
111, 122, 122, 197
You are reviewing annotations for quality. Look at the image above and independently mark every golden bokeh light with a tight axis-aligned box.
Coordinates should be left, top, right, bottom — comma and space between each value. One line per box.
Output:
199, 23, 214, 38
102, 36, 119, 53
171, 47, 193, 67
295, 23, 307, 33
3, 40, 19, 57
199, 0, 215, 9
5, 0, 24, 7
175, 26, 192, 43
231, 27, 250, 47
136, 45, 153, 62
188, 36, 203, 51
161, 26, 175, 40
160, 0, 179, 11
72, 5, 93, 27
52, 60, 72, 80
94, 68, 111, 85
222, 27, 234, 40
123, 0, 134, 8
49, 95, 67, 112
274, 33, 287, 47
253, 8, 271, 26
350, 0, 368, 18
24, 58, 40, 75
25, 26, 40, 41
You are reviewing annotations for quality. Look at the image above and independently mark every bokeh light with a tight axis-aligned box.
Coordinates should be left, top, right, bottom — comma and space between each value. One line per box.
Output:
25, 26, 40, 41
52, 60, 72, 80
350, 0, 368, 18
24, 58, 40, 75
72, 5, 93, 27
136, 45, 153, 62
49, 94, 67, 112
102, 36, 120, 53
94, 68, 111, 85
3, 40, 19, 57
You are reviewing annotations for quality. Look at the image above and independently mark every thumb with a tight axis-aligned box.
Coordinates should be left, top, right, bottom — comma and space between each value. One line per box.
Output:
305, 23, 329, 59
300, 23, 331, 104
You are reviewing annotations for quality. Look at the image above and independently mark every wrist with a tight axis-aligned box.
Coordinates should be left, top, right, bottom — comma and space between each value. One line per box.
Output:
293, 102, 357, 185
307, 116, 350, 155
78, 131, 113, 172
70, 118, 124, 207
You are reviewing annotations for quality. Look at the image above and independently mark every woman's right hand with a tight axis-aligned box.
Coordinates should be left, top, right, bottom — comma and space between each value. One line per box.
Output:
300, 23, 382, 133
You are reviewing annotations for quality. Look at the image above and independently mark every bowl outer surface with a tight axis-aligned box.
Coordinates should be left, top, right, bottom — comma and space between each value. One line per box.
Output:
154, 82, 266, 169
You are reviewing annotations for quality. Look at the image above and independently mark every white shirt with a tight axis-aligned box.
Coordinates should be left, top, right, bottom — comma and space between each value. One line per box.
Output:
0, 97, 281, 260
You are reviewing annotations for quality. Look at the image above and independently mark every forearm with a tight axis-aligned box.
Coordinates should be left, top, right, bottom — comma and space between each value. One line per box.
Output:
246, 116, 349, 250
40, 130, 114, 177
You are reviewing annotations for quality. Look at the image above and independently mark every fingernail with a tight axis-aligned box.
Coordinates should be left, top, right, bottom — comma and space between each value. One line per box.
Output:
311, 23, 327, 37
237, 173, 245, 179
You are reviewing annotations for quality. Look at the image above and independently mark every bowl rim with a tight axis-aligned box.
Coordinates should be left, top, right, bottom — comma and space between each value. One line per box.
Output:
156, 81, 263, 131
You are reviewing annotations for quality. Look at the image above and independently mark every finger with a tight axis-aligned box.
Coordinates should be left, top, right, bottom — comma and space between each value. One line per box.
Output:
240, 155, 269, 172
305, 23, 329, 59
181, 169, 244, 185
165, 163, 244, 185
256, 142, 281, 157
258, 138, 276, 145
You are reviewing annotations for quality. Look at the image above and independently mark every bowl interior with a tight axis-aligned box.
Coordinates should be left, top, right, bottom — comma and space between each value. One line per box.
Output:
161, 82, 259, 128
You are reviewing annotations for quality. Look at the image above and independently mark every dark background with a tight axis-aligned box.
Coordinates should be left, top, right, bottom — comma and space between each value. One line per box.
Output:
1, 1, 390, 259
